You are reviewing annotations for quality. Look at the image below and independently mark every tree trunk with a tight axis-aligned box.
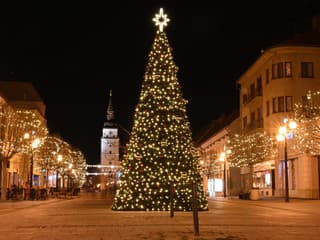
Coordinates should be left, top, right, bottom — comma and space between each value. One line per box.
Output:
249, 165, 254, 190
1, 159, 8, 201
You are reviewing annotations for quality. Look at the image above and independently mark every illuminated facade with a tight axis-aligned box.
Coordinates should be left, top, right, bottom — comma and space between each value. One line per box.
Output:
100, 91, 120, 190
198, 18, 320, 199
196, 113, 241, 197
239, 42, 320, 199
0, 81, 47, 190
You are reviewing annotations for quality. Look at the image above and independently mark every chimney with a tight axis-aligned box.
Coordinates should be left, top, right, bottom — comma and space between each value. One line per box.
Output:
312, 15, 320, 32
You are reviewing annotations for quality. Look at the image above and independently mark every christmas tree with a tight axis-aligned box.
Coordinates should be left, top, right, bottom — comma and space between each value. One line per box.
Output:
112, 8, 207, 211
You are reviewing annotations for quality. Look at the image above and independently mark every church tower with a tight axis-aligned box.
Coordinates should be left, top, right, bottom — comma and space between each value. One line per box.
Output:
100, 90, 120, 190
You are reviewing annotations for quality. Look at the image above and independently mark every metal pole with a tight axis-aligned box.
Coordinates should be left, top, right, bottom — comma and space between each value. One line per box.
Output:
223, 160, 227, 198
56, 170, 59, 190
29, 150, 34, 199
170, 183, 174, 218
284, 138, 289, 202
192, 183, 199, 236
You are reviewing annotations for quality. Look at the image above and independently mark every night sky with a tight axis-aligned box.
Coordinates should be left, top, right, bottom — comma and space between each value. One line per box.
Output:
1, 2, 319, 164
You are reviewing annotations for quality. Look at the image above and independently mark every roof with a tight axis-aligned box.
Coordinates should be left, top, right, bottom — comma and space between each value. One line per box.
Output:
0, 81, 43, 102
194, 111, 239, 146
0, 81, 46, 116
269, 31, 320, 49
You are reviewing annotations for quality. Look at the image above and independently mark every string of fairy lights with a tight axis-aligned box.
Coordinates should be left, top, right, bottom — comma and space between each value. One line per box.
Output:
112, 8, 208, 211
293, 90, 320, 155
0, 104, 86, 187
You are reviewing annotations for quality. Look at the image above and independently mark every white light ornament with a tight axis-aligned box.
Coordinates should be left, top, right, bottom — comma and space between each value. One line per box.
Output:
152, 8, 170, 32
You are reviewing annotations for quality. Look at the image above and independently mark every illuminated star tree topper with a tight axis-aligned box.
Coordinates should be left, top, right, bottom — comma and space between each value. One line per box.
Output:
152, 8, 170, 32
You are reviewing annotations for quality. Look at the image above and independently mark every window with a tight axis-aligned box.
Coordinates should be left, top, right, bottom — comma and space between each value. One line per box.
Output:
285, 96, 293, 112
257, 107, 263, 128
301, 62, 314, 78
266, 69, 269, 84
250, 111, 256, 127
243, 94, 248, 104
278, 96, 285, 112
285, 62, 292, 77
266, 101, 270, 116
302, 95, 308, 106
272, 97, 277, 113
243, 116, 248, 129
272, 64, 277, 79
257, 76, 262, 96
277, 62, 284, 78
250, 83, 255, 99
272, 62, 292, 79
301, 95, 311, 113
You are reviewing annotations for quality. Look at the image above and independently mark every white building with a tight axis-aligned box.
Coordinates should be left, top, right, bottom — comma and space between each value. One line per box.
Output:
100, 90, 120, 190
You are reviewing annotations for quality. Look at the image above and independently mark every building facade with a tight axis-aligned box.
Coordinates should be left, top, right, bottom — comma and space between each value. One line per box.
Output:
100, 90, 121, 190
239, 42, 320, 199
198, 17, 320, 199
196, 113, 241, 197
0, 81, 47, 191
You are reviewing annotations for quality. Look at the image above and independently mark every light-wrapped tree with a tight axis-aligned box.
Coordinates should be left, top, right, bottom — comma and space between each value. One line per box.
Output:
227, 130, 274, 191
0, 105, 47, 200
69, 148, 86, 189
112, 8, 207, 211
293, 90, 320, 155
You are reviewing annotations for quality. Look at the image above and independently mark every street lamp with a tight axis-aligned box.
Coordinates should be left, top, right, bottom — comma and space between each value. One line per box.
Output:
276, 118, 297, 202
24, 132, 40, 199
219, 152, 227, 198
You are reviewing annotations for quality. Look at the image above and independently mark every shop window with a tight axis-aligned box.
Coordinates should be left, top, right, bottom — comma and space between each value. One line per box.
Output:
265, 173, 271, 188
289, 159, 296, 190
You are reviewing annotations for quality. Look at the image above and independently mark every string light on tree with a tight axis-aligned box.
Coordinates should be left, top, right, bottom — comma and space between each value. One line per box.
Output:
112, 8, 207, 211
227, 131, 274, 191
293, 90, 320, 155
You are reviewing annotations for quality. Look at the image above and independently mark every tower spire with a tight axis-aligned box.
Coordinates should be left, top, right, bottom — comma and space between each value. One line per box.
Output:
107, 90, 114, 121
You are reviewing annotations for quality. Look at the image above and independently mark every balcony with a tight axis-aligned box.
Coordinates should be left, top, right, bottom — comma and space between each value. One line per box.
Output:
243, 88, 263, 105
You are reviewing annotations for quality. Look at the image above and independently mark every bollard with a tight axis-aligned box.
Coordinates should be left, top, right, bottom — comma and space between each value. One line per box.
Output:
192, 183, 199, 236
170, 183, 174, 218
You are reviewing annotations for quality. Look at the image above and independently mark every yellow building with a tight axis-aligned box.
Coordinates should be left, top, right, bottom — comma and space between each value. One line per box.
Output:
198, 17, 320, 199
196, 112, 241, 197
0, 81, 47, 190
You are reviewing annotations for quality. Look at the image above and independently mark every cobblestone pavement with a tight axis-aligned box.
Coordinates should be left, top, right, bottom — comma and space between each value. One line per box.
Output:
0, 193, 319, 240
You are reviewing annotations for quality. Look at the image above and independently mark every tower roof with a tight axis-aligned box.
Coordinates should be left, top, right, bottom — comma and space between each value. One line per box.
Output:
104, 90, 117, 128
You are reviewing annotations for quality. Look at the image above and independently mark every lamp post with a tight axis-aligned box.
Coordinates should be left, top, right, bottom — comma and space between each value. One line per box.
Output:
276, 118, 297, 203
56, 154, 63, 190
24, 132, 40, 200
67, 163, 73, 191
219, 152, 227, 198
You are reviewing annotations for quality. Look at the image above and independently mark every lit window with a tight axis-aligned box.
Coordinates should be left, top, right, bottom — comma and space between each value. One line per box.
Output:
285, 62, 292, 77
